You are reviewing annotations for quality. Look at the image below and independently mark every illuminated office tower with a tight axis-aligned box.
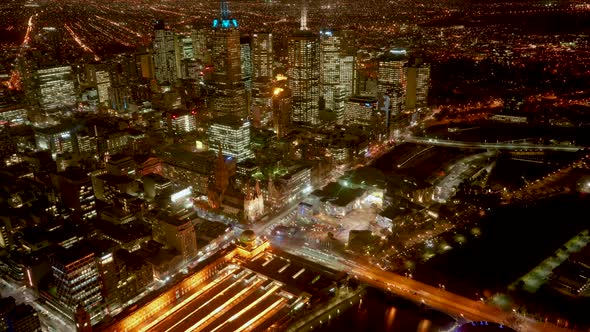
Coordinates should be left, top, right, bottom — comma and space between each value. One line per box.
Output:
405, 57, 430, 111
85, 64, 111, 106
175, 35, 194, 79
319, 30, 345, 124
108, 85, 132, 112
49, 244, 104, 325
153, 21, 178, 85
288, 3, 320, 127
179, 36, 194, 60
241, 36, 253, 93
191, 27, 210, 64
378, 49, 408, 120
136, 48, 155, 80
35, 124, 76, 158
272, 87, 292, 138
344, 96, 378, 126
208, 115, 254, 162
0, 218, 12, 249
251, 78, 273, 128
167, 110, 197, 135
211, 0, 247, 118
52, 167, 97, 222
32, 66, 76, 111
252, 32, 273, 79
339, 54, 355, 98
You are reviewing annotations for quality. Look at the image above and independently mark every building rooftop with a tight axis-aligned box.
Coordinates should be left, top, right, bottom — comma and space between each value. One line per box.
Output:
313, 182, 365, 207
96, 173, 134, 185
142, 173, 171, 185
195, 220, 231, 241
51, 241, 95, 266
347, 95, 378, 104
242, 249, 345, 297
209, 114, 246, 129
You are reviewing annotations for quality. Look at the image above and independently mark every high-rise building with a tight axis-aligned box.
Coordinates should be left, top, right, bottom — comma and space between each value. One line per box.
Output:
49, 244, 104, 325
155, 215, 198, 264
179, 36, 194, 60
191, 27, 210, 64
378, 49, 408, 130
339, 54, 355, 98
0, 217, 12, 249
208, 115, 254, 162
271, 87, 292, 138
288, 6, 320, 127
252, 32, 273, 79
31, 66, 76, 111
136, 48, 155, 80
85, 64, 111, 106
405, 57, 430, 111
35, 123, 77, 158
0, 297, 41, 332
167, 110, 197, 135
108, 85, 132, 112
240, 36, 253, 92
153, 21, 178, 85
344, 96, 378, 126
51, 167, 97, 222
319, 30, 356, 124
211, 0, 247, 118
176, 35, 196, 80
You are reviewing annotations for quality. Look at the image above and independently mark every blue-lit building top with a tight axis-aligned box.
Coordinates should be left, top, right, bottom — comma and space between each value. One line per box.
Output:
212, 18, 238, 29
213, 0, 238, 29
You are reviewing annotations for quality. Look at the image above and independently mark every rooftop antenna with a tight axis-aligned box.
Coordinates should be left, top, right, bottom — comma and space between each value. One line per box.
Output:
220, 0, 230, 19
300, 0, 308, 30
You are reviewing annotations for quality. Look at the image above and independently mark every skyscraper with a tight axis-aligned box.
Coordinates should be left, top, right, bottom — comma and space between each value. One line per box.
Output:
208, 115, 254, 162
85, 64, 111, 106
288, 3, 320, 127
211, 0, 247, 118
378, 49, 408, 130
272, 87, 292, 138
31, 66, 76, 112
240, 36, 253, 93
156, 216, 198, 264
153, 21, 178, 85
405, 57, 430, 111
191, 27, 210, 64
320, 30, 347, 124
252, 32, 273, 79
52, 167, 97, 222
49, 244, 104, 325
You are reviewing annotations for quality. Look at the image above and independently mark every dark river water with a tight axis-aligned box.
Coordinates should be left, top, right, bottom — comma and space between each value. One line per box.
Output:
316, 287, 457, 332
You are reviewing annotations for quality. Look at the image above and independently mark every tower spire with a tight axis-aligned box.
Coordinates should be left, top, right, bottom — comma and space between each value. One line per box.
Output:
300, 0, 308, 31
220, 0, 230, 19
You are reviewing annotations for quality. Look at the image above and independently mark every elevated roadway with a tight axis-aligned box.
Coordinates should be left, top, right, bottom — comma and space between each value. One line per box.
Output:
273, 242, 574, 332
407, 136, 585, 152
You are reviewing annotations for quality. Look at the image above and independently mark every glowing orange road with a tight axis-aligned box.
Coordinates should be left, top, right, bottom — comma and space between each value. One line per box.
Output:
23, 15, 35, 47
64, 24, 100, 61
94, 15, 143, 38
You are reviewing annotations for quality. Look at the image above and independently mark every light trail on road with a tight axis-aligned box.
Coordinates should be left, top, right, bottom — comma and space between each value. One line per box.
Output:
95, 15, 143, 38
22, 15, 35, 48
407, 136, 584, 152
64, 23, 100, 61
